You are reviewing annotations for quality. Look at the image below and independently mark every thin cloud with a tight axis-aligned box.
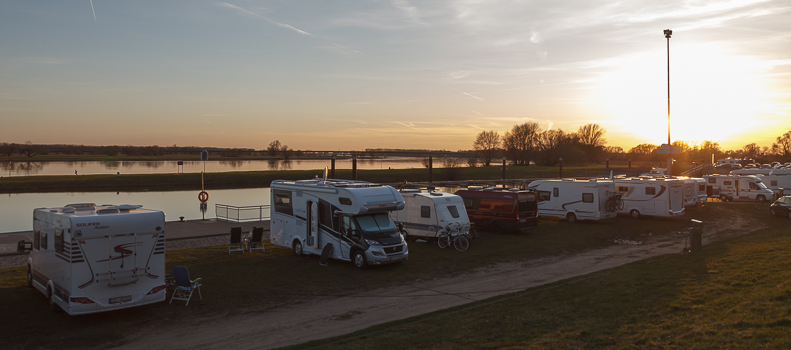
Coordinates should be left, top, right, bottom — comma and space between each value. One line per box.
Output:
89, 0, 96, 23
457, 90, 484, 101
217, 2, 314, 37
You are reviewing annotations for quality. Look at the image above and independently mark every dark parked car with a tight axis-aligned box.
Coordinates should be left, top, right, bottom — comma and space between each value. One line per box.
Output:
770, 196, 791, 219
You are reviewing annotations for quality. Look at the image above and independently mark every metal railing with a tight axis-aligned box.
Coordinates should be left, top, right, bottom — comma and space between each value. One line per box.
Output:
215, 204, 270, 222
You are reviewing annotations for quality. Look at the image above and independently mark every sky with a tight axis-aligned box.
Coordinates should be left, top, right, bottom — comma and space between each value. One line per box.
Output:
1, 0, 790, 152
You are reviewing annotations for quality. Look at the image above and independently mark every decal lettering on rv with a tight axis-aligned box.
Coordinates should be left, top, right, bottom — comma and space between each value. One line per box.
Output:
93, 225, 109, 230
76, 222, 101, 228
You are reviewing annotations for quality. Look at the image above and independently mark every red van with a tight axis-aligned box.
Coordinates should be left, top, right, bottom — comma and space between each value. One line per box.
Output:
454, 188, 538, 234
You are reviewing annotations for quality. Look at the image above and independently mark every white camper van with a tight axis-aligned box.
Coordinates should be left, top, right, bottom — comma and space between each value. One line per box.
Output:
755, 174, 791, 197
703, 174, 774, 202
389, 190, 471, 241
19, 203, 167, 315
269, 178, 408, 269
613, 178, 685, 218
527, 179, 618, 222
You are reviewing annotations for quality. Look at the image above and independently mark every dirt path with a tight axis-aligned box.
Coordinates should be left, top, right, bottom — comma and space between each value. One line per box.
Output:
106, 217, 758, 350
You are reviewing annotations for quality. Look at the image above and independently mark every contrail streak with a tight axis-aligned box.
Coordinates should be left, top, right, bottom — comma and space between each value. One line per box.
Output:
89, 0, 97, 23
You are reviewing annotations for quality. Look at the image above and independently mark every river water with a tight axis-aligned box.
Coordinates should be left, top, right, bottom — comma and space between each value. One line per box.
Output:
0, 158, 444, 177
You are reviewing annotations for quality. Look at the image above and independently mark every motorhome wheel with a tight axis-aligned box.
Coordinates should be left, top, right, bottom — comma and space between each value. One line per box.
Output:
293, 240, 303, 256
352, 251, 368, 269
756, 195, 766, 202
720, 195, 727, 202
27, 266, 33, 288
490, 221, 504, 234
630, 210, 641, 219
566, 213, 577, 223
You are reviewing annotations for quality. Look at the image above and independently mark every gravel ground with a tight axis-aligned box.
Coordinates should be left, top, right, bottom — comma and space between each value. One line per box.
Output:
0, 235, 232, 269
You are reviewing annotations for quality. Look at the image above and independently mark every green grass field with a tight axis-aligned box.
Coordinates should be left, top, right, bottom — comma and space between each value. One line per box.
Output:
2, 203, 781, 349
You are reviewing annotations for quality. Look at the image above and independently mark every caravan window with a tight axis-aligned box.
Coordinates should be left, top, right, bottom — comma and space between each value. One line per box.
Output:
645, 187, 656, 195
34, 230, 40, 250
537, 191, 550, 202
771, 180, 778, 186
447, 205, 460, 218
273, 190, 293, 216
708, 178, 717, 184
723, 181, 732, 186
553, 188, 559, 197
699, 183, 705, 191
421, 206, 431, 218
54, 229, 64, 253
582, 193, 594, 203
618, 186, 629, 192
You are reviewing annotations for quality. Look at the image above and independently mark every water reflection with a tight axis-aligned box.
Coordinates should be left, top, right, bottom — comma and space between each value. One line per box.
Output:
1, 161, 45, 176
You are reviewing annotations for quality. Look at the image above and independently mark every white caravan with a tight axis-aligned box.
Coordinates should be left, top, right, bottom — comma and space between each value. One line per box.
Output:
676, 177, 707, 207
755, 174, 791, 197
269, 178, 408, 269
732, 167, 791, 176
527, 179, 618, 223
703, 174, 774, 202
389, 190, 472, 240
19, 203, 166, 315
613, 178, 685, 218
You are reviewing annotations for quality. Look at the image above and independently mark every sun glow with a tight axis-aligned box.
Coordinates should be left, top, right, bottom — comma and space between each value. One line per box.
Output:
597, 44, 771, 148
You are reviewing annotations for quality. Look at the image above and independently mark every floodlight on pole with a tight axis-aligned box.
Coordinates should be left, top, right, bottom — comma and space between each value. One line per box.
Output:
664, 29, 673, 177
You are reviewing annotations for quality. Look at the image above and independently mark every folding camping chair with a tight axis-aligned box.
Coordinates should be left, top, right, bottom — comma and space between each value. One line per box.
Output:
248, 227, 265, 253
169, 266, 202, 306
228, 227, 244, 254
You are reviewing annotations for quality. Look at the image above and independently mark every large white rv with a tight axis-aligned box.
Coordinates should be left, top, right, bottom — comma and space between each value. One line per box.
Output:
269, 178, 408, 269
19, 203, 167, 315
389, 190, 471, 241
676, 177, 707, 207
755, 174, 791, 197
613, 178, 685, 218
527, 179, 618, 223
703, 174, 774, 201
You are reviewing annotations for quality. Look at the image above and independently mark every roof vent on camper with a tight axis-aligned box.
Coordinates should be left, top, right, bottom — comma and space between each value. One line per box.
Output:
61, 207, 76, 214
111, 204, 143, 212
467, 186, 483, 191
65, 203, 97, 211
97, 208, 120, 214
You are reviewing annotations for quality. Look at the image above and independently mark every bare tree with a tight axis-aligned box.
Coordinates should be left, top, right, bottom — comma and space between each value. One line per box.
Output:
773, 131, 791, 162
503, 122, 541, 165
472, 130, 501, 166
0, 142, 18, 156
20, 141, 38, 158
282, 146, 293, 160
741, 143, 761, 159
576, 123, 607, 147
267, 140, 282, 157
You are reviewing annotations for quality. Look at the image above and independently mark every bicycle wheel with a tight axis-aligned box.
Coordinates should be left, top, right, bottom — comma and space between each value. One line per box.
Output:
453, 235, 470, 252
437, 233, 450, 249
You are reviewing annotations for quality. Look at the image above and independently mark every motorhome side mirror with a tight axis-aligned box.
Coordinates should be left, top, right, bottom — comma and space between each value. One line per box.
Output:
333, 210, 343, 217
17, 240, 32, 253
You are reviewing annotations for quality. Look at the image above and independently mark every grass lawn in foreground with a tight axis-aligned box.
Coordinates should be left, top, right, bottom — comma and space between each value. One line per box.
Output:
285, 204, 791, 349
0, 202, 773, 349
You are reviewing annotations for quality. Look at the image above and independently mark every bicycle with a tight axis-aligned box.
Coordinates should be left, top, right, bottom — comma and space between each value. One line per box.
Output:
436, 223, 471, 252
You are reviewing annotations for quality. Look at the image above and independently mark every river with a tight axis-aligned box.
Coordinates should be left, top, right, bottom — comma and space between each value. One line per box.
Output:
0, 158, 448, 177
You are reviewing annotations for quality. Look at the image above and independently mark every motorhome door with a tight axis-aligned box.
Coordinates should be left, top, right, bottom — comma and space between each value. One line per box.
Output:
306, 200, 320, 249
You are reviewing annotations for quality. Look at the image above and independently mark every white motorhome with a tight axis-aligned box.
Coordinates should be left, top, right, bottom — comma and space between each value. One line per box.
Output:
19, 203, 167, 315
703, 174, 774, 201
389, 190, 471, 241
613, 178, 685, 218
755, 174, 791, 197
527, 179, 618, 223
732, 167, 791, 176
269, 178, 408, 269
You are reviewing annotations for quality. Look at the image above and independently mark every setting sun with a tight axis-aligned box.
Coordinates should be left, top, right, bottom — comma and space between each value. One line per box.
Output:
598, 43, 771, 148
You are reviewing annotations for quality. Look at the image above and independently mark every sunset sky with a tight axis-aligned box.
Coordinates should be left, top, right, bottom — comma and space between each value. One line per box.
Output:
1, 0, 789, 152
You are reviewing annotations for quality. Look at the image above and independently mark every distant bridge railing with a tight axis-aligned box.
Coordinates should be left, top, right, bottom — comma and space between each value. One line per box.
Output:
215, 204, 270, 222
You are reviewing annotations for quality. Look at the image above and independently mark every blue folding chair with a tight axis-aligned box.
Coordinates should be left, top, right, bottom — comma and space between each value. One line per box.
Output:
169, 266, 202, 306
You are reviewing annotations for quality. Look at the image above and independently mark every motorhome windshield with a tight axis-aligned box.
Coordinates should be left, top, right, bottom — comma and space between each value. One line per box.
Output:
752, 181, 768, 190
355, 213, 396, 235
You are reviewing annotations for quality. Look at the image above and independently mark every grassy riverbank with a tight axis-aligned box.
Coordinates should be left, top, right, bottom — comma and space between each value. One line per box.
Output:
0, 165, 645, 193
0, 203, 783, 349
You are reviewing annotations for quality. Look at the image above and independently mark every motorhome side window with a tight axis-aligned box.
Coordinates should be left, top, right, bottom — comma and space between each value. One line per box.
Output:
34, 230, 40, 250
553, 188, 559, 197
273, 190, 293, 216
618, 186, 629, 192
319, 200, 339, 231
447, 205, 460, 218
582, 193, 594, 203
421, 206, 431, 218
537, 191, 550, 202
54, 228, 64, 253
708, 178, 716, 184
771, 180, 778, 186
40, 230, 48, 250
645, 187, 656, 195
342, 216, 359, 238
749, 182, 760, 190
723, 181, 732, 186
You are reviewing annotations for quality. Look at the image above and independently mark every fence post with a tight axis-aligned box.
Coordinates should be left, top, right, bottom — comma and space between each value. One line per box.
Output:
331, 152, 336, 178
559, 157, 563, 178
429, 156, 433, 183
352, 155, 357, 180
502, 157, 506, 181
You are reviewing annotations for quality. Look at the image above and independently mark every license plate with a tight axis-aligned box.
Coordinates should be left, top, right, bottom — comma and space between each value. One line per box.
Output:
110, 295, 132, 304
